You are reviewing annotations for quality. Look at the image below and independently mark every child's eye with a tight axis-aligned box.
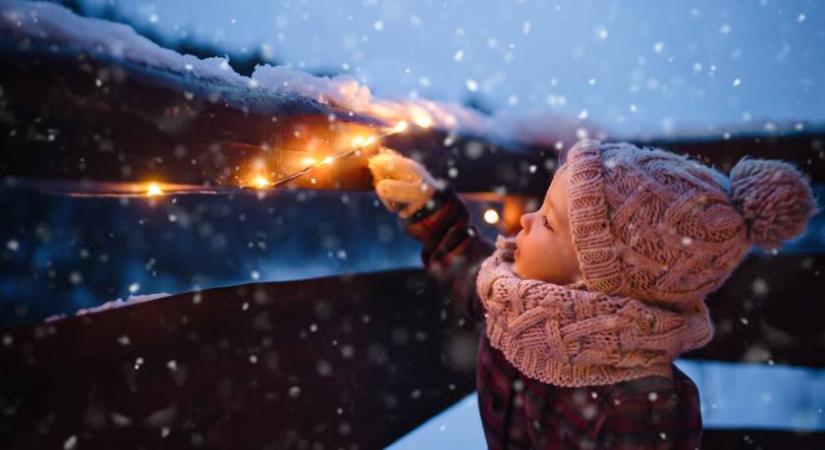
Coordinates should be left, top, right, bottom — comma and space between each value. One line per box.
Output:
542, 215, 554, 231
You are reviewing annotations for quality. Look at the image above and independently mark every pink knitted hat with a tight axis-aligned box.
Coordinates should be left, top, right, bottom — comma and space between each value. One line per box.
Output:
562, 140, 818, 305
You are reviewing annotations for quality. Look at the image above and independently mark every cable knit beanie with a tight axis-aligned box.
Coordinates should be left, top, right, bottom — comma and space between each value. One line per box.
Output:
562, 140, 818, 305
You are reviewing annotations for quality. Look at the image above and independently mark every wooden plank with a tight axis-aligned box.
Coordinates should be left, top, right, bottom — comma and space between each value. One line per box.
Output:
0, 270, 478, 449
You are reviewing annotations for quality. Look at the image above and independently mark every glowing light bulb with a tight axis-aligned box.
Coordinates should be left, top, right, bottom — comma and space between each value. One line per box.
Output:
146, 182, 163, 197
412, 112, 433, 129
351, 136, 365, 147
253, 175, 270, 188
322, 156, 334, 165
302, 157, 317, 166
363, 135, 377, 146
391, 121, 409, 133
483, 209, 500, 224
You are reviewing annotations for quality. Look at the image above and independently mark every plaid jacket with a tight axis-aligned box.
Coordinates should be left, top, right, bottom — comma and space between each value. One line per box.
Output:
405, 189, 704, 450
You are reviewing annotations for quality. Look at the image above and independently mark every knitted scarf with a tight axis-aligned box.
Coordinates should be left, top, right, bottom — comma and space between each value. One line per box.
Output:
475, 236, 714, 387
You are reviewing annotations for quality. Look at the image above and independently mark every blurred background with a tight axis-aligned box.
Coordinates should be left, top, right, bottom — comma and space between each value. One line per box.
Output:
1, 1, 823, 448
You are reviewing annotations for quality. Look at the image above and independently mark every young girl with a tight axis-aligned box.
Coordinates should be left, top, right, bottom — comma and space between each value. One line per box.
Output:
368, 140, 817, 450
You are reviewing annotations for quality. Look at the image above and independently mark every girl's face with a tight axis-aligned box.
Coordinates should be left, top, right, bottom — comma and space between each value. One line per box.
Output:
513, 166, 583, 284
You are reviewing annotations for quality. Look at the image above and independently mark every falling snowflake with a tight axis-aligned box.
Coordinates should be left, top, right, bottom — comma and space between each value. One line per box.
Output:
288, 386, 301, 398
63, 435, 78, 450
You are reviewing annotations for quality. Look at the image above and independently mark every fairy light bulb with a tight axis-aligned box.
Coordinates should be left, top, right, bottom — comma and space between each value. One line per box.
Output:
412, 112, 433, 129
146, 182, 163, 197
483, 208, 500, 224
391, 121, 409, 133
253, 175, 270, 188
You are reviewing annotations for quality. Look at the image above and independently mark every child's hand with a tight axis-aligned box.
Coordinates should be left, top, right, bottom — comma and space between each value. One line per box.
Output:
368, 148, 440, 218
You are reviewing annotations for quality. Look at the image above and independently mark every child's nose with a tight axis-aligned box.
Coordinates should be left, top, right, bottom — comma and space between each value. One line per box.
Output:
519, 212, 531, 231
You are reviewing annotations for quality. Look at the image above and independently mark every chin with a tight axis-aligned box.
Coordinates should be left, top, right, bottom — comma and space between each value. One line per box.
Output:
512, 262, 524, 279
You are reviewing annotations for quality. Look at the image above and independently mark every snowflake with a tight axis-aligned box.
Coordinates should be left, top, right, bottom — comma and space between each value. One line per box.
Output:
63, 435, 78, 450
653, 42, 665, 53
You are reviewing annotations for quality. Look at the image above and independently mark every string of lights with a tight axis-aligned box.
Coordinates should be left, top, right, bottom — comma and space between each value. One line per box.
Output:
263, 120, 409, 188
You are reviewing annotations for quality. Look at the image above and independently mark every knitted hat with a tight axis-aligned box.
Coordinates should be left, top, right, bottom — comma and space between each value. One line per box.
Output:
561, 140, 818, 305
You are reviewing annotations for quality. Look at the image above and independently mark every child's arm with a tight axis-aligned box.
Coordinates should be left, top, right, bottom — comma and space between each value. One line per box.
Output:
369, 150, 495, 322
403, 187, 495, 321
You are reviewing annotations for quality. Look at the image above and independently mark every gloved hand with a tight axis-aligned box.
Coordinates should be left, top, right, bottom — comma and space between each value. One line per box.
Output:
368, 148, 441, 219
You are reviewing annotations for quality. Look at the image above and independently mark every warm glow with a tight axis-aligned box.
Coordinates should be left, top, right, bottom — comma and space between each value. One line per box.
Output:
253, 175, 270, 188
301, 156, 317, 166
322, 156, 334, 165
391, 121, 409, 133
352, 135, 377, 148
146, 182, 163, 197
483, 209, 500, 224
412, 112, 433, 128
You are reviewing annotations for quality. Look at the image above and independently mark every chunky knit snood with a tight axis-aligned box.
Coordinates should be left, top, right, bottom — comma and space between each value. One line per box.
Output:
476, 235, 714, 387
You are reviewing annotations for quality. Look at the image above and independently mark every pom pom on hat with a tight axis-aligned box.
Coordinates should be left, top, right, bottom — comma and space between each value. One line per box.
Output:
729, 157, 819, 250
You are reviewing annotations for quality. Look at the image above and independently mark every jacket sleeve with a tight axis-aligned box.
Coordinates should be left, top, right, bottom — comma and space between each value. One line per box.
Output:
402, 187, 495, 322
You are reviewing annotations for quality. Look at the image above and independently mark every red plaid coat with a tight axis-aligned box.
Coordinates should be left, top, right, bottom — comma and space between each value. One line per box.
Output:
405, 189, 704, 450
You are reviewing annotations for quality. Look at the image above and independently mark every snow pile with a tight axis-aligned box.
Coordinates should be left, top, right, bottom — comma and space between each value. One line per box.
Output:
0, 0, 599, 146
45, 293, 171, 322
75, 292, 171, 315
251, 64, 374, 112
0, 0, 248, 87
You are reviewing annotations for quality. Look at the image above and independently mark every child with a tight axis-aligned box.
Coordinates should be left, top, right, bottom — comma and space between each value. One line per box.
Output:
368, 140, 817, 450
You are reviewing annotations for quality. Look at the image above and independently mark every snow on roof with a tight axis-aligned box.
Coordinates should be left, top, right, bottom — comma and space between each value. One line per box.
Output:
0, 0, 602, 147
0, 0, 247, 87
45, 293, 171, 322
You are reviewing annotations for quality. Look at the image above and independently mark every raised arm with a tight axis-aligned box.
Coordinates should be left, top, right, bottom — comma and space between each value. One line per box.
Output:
369, 150, 494, 322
